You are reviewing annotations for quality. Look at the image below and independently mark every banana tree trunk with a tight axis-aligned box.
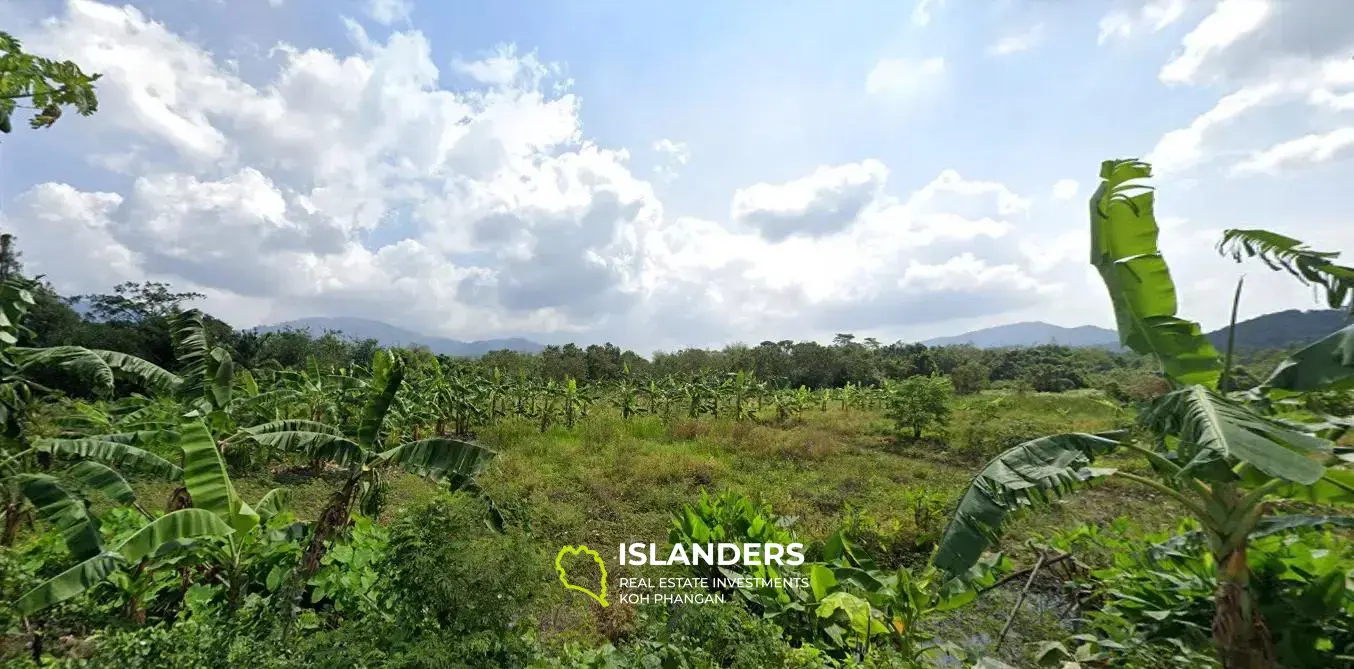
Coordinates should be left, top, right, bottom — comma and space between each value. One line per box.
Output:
299, 475, 359, 580
1213, 545, 1275, 669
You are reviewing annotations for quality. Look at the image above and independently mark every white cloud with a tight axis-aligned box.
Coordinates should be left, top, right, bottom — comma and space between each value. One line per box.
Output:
988, 25, 1043, 56
1097, 0, 1187, 44
731, 160, 888, 241
865, 57, 944, 97
1, 0, 1071, 349
364, 0, 413, 25
1050, 179, 1079, 200
652, 139, 689, 164
652, 138, 690, 180
1231, 128, 1354, 175
1145, 84, 1282, 174
1160, 0, 1270, 85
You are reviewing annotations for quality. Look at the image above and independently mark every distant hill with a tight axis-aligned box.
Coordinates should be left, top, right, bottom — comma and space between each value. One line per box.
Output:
256, 317, 544, 357
922, 322, 1120, 349
1204, 309, 1349, 352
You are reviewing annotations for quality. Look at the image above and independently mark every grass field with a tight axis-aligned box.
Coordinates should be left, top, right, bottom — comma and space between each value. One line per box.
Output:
124, 389, 1179, 660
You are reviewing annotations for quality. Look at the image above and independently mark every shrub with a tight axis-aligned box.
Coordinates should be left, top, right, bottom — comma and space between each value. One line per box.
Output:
883, 375, 953, 440
949, 361, 989, 395
382, 492, 551, 663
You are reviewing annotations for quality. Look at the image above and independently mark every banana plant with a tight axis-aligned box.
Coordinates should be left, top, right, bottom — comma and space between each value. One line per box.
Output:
725, 371, 757, 422
559, 377, 581, 429
14, 420, 264, 614
241, 350, 495, 579
933, 159, 1354, 669
613, 364, 642, 420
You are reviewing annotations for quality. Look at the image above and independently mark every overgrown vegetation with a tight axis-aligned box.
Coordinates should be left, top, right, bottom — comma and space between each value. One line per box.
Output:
2, 43, 1351, 668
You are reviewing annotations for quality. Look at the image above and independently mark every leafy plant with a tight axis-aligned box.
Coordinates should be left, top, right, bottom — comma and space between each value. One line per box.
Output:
884, 375, 953, 440
934, 158, 1354, 669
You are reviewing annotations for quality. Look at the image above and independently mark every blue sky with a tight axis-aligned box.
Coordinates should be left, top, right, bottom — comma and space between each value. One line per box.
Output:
1, 0, 1352, 351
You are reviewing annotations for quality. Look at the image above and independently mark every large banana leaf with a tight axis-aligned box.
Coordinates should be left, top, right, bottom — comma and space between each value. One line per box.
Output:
37, 437, 182, 480
15, 474, 104, 559
1142, 386, 1331, 485
16, 508, 233, 614
65, 461, 136, 505
933, 432, 1122, 579
1264, 324, 1354, 394
241, 419, 347, 436
244, 430, 361, 466
180, 421, 259, 534
11, 347, 181, 396
205, 347, 235, 411
356, 350, 404, 450
1089, 159, 1222, 387
376, 437, 496, 489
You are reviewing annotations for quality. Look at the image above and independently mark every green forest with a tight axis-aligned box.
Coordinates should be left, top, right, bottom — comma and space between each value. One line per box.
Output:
3, 32, 1354, 669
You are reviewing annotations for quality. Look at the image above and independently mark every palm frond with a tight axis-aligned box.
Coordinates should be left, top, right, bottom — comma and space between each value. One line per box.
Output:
1218, 229, 1354, 314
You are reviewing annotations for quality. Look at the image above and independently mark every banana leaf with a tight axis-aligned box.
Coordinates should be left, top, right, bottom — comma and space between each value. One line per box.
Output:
1089, 159, 1222, 387
933, 432, 1122, 579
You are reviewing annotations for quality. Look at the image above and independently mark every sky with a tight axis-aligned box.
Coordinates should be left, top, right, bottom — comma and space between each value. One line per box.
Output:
1, 0, 1352, 353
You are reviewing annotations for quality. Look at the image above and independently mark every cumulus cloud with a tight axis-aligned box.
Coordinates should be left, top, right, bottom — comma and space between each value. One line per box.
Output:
731, 160, 888, 241
0, 0, 1130, 349
1145, 2, 1354, 179
865, 57, 944, 98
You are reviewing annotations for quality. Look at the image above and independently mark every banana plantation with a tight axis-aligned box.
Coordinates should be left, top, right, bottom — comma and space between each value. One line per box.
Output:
0, 157, 1351, 668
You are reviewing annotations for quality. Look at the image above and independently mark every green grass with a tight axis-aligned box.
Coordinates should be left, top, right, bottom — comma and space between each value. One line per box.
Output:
121, 389, 1176, 652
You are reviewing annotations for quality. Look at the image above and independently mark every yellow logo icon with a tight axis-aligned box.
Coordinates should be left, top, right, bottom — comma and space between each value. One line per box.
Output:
555, 544, 609, 607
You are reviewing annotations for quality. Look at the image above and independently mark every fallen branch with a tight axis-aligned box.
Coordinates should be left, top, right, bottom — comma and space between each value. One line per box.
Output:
979, 551, 1074, 596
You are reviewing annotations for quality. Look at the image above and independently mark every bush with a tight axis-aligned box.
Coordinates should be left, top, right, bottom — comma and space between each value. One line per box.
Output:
381, 493, 551, 663
883, 375, 953, 440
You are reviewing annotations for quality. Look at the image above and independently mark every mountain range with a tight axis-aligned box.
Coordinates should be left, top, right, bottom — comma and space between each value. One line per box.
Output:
922, 309, 1348, 351
256, 317, 545, 357
259, 308, 1349, 357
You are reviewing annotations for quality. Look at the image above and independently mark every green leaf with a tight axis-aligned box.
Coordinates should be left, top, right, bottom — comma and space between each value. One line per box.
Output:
1143, 385, 1331, 485
15, 474, 103, 559
246, 430, 361, 467
810, 564, 837, 601
356, 350, 404, 450
180, 420, 258, 534
255, 488, 289, 523
1218, 228, 1354, 314
1150, 514, 1354, 558
15, 554, 121, 615
933, 432, 1121, 579
1089, 159, 1222, 387
37, 437, 182, 480
11, 346, 181, 396
1264, 324, 1354, 394
375, 437, 495, 490
65, 460, 135, 505
16, 508, 233, 614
